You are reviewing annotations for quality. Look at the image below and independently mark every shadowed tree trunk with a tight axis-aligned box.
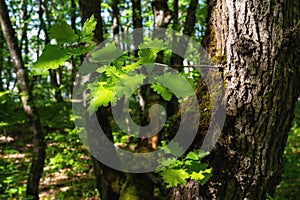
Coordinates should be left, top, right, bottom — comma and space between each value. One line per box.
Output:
79, 0, 103, 44
132, 0, 143, 49
174, 0, 300, 199
0, 0, 46, 199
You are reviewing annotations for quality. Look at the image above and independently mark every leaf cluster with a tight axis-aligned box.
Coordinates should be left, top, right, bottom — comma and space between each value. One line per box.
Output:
156, 147, 212, 188
33, 16, 97, 75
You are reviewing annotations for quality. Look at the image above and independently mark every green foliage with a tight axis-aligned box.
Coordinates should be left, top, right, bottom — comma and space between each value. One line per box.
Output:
33, 44, 70, 74
0, 160, 27, 198
80, 15, 97, 43
159, 168, 189, 187
86, 40, 169, 115
151, 83, 173, 101
33, 16, 97, 75
156, 148, 212, 188
88, 85, 114, 114
153, 72, 195, 99
274, 100, 300, 199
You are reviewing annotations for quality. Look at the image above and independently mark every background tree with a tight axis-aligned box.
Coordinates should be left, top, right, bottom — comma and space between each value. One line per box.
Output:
0, 0, 45, 199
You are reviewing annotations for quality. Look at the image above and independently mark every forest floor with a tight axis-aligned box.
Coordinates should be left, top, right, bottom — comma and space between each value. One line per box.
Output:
0, 100, 299, 199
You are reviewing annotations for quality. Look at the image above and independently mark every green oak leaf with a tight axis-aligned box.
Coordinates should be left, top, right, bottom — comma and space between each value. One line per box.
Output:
160, 169, 189, 188
88, 85, 114, 115
81, 15, 97, 43
154, 73, 194, 99
185, 151, 200, 160
138, 48, 157, 63
186, 161, 208, 173
151, 83, 173, 101
138, 38, 167, 53
33, 44, 70, 75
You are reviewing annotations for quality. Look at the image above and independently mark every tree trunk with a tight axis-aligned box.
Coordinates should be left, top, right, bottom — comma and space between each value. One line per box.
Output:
70, 0, 78, 97
152, 0, 173, 39
111, 0, 121, 46
79, 0, 103, 44
78, 1, 128, 199
132, 0, 143, 50
175, 0, 300, 199
171, 0, 198, 69
0, 0, 46, 199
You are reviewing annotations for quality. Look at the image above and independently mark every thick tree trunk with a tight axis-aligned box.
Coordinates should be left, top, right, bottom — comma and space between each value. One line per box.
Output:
175, 0, 300, 199
0, 0, 46, 199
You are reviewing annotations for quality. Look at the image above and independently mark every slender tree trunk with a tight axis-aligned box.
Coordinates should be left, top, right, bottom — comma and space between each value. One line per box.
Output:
132, 0, 143, 49
70, 0, 78, 97
0, 0, 46, 199
20, 0, 31, 65
175, 0, 300, 199
171, 0, 198, 69
111, 0, 121, 46
172, 0, 179, 31
152, 0, 173, 39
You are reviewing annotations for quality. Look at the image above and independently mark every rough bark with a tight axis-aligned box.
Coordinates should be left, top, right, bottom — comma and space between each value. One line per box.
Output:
175, 0, 300, 199
0, 0, 46, 199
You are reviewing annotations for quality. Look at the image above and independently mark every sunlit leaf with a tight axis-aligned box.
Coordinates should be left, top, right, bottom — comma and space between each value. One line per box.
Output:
160, 169, 189, 188
88, 86, 114, 115
81, 15, 97, 43
33, 45, 70, 75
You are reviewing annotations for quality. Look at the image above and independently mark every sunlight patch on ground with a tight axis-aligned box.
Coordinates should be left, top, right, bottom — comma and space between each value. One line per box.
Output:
0, 136, 14, 143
